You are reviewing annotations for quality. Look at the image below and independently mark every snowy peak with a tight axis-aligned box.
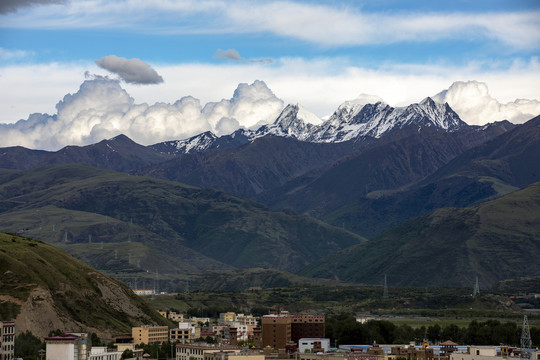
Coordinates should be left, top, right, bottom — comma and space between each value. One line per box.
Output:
149, 131, 217, 155
329, 94, 387, 124
255, 104, 320, 140
308, 96, 468, 142
408, 97, 467, 131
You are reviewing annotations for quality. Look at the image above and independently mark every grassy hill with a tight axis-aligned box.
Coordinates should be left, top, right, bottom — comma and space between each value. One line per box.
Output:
299, 182, 540, 287
0, 164, 365, 275
0, 232, 169, 339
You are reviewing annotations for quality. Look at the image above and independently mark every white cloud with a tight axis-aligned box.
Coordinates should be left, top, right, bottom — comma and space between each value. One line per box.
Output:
1, 57, 539, 148
432, 81, 540, 125
1, 1, 539, 50
95, 55, 164, 84
0, 47, 35, 60
0, 77, 283, 150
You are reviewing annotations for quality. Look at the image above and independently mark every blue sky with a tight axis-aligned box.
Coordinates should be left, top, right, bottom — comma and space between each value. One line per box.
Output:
1, 0, 540, 149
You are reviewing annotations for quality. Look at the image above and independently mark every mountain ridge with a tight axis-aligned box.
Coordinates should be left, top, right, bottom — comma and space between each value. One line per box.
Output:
299, 181, 540, 287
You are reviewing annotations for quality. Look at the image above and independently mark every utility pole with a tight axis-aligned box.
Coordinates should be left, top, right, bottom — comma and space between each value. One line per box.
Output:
383, 274, 389, 299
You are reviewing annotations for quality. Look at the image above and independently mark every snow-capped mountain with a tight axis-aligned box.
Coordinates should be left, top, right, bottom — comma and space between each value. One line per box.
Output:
150, 96, 469, 155
149, 131, 218, 155
253, 104, 321, 140
253, 96, 467, 143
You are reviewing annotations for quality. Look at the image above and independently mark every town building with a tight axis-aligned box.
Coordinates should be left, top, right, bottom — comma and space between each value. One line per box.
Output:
133, 289, 154, 296
0, 321, 15, 360
219, 312, 237, 324
299, 338, 331, 354
88, 346, 122, 360
169, 312, 184, 322
175, 343, 241, 360
261, 312, 292, 350
114, 336, 144, 360
170, 322, 201, 343
44, 333, 90, 360
449, 346, 511, 360
261, 312, 325, 350
132, 325, 169, 345
291, 314, 325, 344
205, 353, 265, 360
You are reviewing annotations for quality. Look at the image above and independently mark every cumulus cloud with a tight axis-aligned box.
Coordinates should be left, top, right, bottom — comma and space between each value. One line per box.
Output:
95, 55, 164, 84
216, 48, 273, 64
0, 78, 283, 150
0, 0, 66, 14
432, 81, 540, 125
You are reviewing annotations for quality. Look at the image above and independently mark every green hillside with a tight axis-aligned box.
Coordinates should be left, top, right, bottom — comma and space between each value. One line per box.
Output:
0, 232, 168, 339
300, 182, 540, 287
0, 164, 365, 275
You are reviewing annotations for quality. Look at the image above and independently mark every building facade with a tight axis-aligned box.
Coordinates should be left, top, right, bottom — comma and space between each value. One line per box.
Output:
44, 333, 90, 360
261, 312, 325, 350
298, 338, 331, 354
170, 322, 201, 343
291, 314, 325, 344
0, 321, 15, 360
88, 347, 122, 360
261, 313, 292, 350
132, 325, 169, 345
175, 344, 241, 360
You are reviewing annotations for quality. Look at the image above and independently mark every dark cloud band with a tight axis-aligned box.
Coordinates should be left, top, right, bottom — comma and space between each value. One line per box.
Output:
0, 0, 66, 14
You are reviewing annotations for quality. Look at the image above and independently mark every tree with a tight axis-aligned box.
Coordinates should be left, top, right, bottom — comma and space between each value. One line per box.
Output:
121, 349, 134, 359
91, 332, 102, 346
15, 331, 45, 360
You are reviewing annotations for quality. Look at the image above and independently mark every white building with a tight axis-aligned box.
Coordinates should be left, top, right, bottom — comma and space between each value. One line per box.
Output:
45, 333, 90, 360
133, 289, 154, 296
450, 346, 502, 360
176, 344, 241, 360
298, 338, 330, 354
88, 347, 122, 360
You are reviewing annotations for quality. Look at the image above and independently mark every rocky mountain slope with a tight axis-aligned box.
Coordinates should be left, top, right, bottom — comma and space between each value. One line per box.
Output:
0, 232, 168, 339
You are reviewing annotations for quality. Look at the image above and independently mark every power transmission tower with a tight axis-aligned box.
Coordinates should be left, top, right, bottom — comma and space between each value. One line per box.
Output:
521, 315, 531, 356
473, 276, 480, 297
383, 274, 389, 299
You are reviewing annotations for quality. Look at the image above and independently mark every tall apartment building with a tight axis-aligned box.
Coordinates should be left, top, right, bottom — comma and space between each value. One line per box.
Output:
261, 312, 325, 350
291, 313, 325, 344
132, 325, 169, 345
261, 313, 292, 350
0, 321, 15, 360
